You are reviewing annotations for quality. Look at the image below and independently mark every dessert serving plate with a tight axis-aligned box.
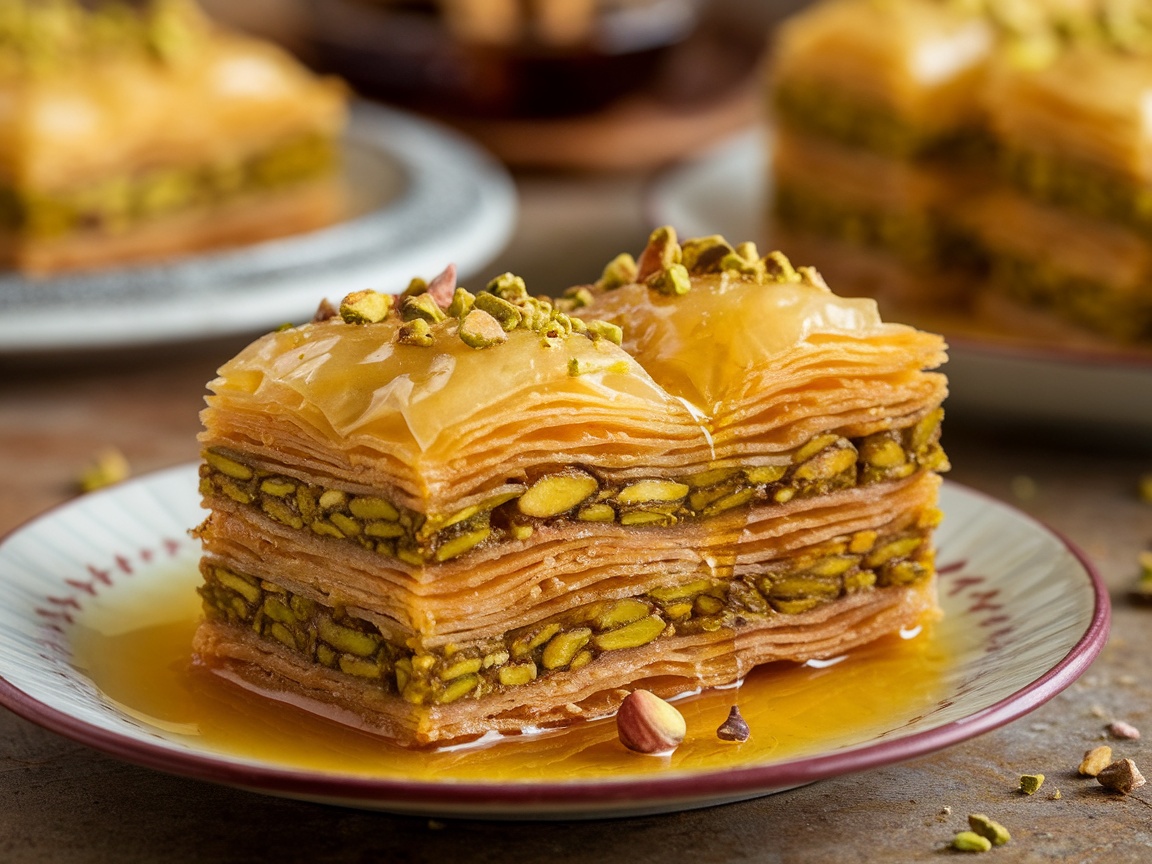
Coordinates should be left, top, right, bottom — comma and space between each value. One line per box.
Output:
648, 131, 1152, 434
0, 464, 1108, 818
0, 102, 516, 355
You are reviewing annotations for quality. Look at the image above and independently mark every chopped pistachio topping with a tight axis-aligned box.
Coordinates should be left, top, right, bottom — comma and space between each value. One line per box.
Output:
597, 253, 638, 290
680, 235, 734, 273
446, 287, 476, 320
340, 290, 392, 325
396, 317, 434, 347
457, 308, 508, 349
401, 293, 446, 325
584, 319, 623, 345
200, 519, 936, 705
486, 272, 530, 304
592, 227, 833, 300
647, 263, 692, 296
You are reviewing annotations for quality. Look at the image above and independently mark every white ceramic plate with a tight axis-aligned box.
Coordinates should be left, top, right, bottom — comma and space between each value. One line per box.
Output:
0, 102, 516, 355
648, 131, 1152, 434
0, 464, 1107, 818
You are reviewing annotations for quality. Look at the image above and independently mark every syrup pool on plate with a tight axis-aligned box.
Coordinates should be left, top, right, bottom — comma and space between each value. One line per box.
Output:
70, 568, 951, 782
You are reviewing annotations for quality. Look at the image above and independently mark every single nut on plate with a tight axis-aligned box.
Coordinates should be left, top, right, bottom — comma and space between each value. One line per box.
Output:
967, 814, 1010, 847
1098, 758, 1146, 794
616, 689, 686, 754
1018, 773, 1044, 795
951, 831, 992, 853
716, 705, 750, 742
1079, 745, 1113, 777
1107, 720, 1141, 740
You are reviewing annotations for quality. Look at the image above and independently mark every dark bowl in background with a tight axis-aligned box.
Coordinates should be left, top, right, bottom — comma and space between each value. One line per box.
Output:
305, 0, 704, 119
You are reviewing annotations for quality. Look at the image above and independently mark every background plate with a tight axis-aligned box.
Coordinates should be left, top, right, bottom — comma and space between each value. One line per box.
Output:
0, 102, 516, 355
648, 131, 1152, 435
0, 464, 1108, 818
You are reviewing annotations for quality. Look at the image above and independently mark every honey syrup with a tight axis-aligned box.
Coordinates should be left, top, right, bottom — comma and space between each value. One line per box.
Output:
70, 570, 950, 783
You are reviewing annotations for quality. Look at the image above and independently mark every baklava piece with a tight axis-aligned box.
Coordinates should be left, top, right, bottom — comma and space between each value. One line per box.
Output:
194, 229, 949, 746
0, 0, 346, 274
768, 0, 1152, 345
971, 47, 1152, 342
768, 0, 994, 299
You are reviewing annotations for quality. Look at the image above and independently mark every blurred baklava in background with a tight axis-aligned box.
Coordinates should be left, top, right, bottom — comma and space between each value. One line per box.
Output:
1, 0, 346, 275
768, 0, 1152, 348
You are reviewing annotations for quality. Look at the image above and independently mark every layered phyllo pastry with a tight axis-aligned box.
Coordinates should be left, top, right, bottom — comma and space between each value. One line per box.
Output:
194, 228, 949, 746
0, 0, 346, 274
767, 0, 1152, 346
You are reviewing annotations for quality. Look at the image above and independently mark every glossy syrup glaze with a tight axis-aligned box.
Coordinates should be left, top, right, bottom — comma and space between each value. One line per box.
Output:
70, 571, 949, 783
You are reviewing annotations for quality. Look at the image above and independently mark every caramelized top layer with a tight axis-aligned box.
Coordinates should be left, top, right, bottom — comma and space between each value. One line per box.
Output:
202, 230, 948, 507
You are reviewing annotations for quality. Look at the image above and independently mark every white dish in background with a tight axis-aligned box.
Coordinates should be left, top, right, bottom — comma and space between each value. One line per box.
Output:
0, 464, 1108, 818
0, 102, 516, 355
648, 131, 1152, 434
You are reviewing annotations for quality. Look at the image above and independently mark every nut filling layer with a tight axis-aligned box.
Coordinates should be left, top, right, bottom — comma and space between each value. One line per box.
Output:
200, 411, 947, 564
199, 518, 938, 706
1, 132, 337, 240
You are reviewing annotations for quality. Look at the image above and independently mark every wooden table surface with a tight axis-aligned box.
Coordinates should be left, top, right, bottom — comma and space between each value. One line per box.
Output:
2, 173, 1151, 863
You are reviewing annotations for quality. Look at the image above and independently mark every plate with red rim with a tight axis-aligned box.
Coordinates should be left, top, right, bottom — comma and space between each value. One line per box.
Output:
0, 463, 1108, 818
647, 130, 1152, 435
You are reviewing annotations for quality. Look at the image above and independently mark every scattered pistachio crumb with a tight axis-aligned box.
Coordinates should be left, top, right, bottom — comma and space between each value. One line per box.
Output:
952, 831, 992, 853
1107, 720, 1141, 740
1048, 789, 1062, 800
1080, 745, 1113, 777
716, 705, 751, 742
1010, 475, 1037, 501
1019, 773, 1045, 795
77, 448, 130, 493
967, 813, 1010, 846
1138, 472, 1152, 503
1098, 758, 1146, 794
1089, 704, 1108, 719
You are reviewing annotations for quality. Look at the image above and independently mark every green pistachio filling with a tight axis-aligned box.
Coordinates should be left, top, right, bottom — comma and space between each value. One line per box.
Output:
771, 81, 989, 161
989, 253, 1152, 342
200, 411, 948, 564
772, 182, 986, 272
0, 0, 209, 73
1, 132, 337, 240
1002, 147, 1152, 236
199, 519, 937, 706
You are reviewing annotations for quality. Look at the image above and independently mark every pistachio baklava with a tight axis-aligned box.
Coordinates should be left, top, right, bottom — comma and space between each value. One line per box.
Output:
194, 228, 949, 746
0, 0, 346, 274
768, 0, 1152, 345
